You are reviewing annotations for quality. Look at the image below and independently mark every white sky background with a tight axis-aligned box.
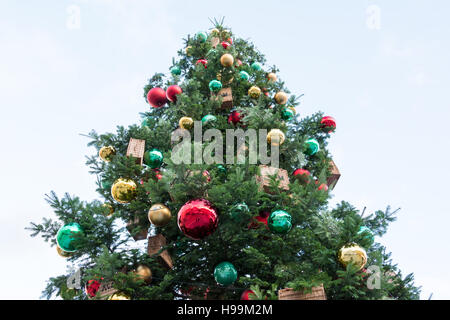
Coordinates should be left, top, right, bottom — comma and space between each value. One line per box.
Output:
0, 0, 449, 299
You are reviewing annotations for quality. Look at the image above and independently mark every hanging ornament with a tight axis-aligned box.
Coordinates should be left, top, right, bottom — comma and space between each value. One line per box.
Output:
56, 245, 73, 258
358, 226, 375, 244
266, 129, 285, 146
274, 91, 288, 105
148, 203, 171, 227
179, 116, 194, 130
201, 114, 217, 125
111, 178, 137, 203
210, 28, 220, 36
196, 59, 208, 68
98, 146, 116, 162
220, 53, 234, 67
177, 199, 218, 240
185, 46, 193, 56
56, 222, 84, 252
209, 79, 223, 92
216, 164, 227, 175
195, 31, 208, 43
227, 37, 233, 45
147, 87, 167, 108
241, 290, 256, 300
102, 203, 114, 216
268, 210, 292, 235
221, 41, 231, 49
153, 168, 163, 181
235, 59, 243, 67
166, 85, 182, 103
281, 107, 295, 120
304, 139, 320, 156
248, 86, 261, 99
144, 148, 164, 169
135, 265, 152, 284
228, 110, 242, 125
108, 293, 130, 300
267, 72, 277, 82
214, 262, 238, 286
338, 243, 368, 270
321, 116, 336, 133
170, 66, 181, 75
251, 62, 262, 71
85, 279, 102, 298
317, 183, 328, 191
239, 71, 250, 81
292, 168, 310, 184
248, 215, 268, 229
229, 202, 250, 222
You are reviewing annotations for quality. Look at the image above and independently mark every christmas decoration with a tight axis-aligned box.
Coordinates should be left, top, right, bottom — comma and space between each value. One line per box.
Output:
108, 293, 130, 300
126, 138, 145, 165
185, 46, 192, 56
144, 148, 164, 169
201, 114, 217, 124
196, 31, 208, 42
321, 116, 336, 133
170, 66, 181, 75
135, 265, 152, 284
214, 262, 237, 286
251, 62, 262, 71
248, 86, 261, 99
292, 168, 310, 184
196, 59, 208, 68
85, 279, 102, 298
239, 70, 250, 81
228, 110, 242, 125
304, 138, 319, 156
281, 107, 295, 120
278, 285, 327, 300
256, 165, 290, 193
177, 199, 218, 240
97, 281, 117, 299
358, 226, 375, 244
235, 59, 243, 67
274, 91, 288, 105
56, 245, 73, 258
212, 87, 233, 109
338, 244, 367, 270
126, 214, 148, 241
326, 160, 341, 190
147, 234, 173, 269
166, 85, 182, 102
240, 290, 255, 300
248, 215, 268, 229
267, 129, 285, 146
267, 72, 277, 82
209, 79, 222, 92
268, 210, 292, 235
98, 146, 116, 162
179, 116, 194, 130
147, 87, 167, 108
148, 203, 171, 227
220, 53, 234, 67
318, 183, 328, 191
111, 178, 137, 203
221, 41, 231, 49
56, 222, 83, 252
102, 203, 114, 216
229, 202, 250, 221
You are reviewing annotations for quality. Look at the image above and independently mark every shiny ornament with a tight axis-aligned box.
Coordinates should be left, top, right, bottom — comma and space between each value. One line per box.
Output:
209, 79, 222, 92
56, 245, 73, 258
214, 262, 238, 286
201, 114, 217, 125
251, 62, 262, 71
338, 244, 367, 270
144, 148, 164, 169
267, 72, 277, 82
108, 293, 130, 300
241, 290, 256, 300
274, 92, 288, 105
111, 178, 137, 203
166, 85, 182, 103
358, 226, 375, 244
185, 46, 193, 56
98, 146, 116, 162
179, 116, 194, 130
196, 59, 208, 68
248, 86, 261, 99
228, 110, 242, 125
85, 279, 102, 298
268, 210, 292, 235
267, 129, 285, 146
196, 31, 208, 42
220, 53, 234, 67
177, 199, 218, 240
304, 139, 320, 156
221, 41, 231, 49
248, 215, 268, 229
147, 87, 167, 108
239, 71, 250, 81
318, 183, 328, 191
56, 223, 83, 253
135, 265, 152, 284
210, 28, 220, 36
281, 107, 295, 120
229, 203, 250, 222
293, 168, 310, 184
321, 116, 336, 133
216, 164, 227, 174
102, 203, 114, 216
148, 203, 171, 227
170, 66, 181, 75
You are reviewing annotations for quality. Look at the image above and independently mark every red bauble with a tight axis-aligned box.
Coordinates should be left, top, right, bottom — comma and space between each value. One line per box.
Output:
241, 290, 255, 300
221, 41, 231, 49
166, 85, 182, 103
320, 116, 336, 133
196, 59, 208, 68
147, 87, 167, 108
318, 183, 328, 191
177, 199, 218, 240
228, 110, 242, 125
248, 215, 268, 229
227, 37, 233, 45
293, 168, 311, 184
85, 279, 102, 298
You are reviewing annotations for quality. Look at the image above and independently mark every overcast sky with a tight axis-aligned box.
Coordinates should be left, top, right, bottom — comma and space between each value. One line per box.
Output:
1, 0, 449, 299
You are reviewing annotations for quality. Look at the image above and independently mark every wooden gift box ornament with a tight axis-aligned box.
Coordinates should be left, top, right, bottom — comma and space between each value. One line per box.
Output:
126, 138, 145, 165
97, 281, 117, 299
278, 284, 327, 300
147, 234, 173, 269
126, 214, 148, 241
326, 160, 341, 190
255, 165, 290, 194
212, 87, 233, 109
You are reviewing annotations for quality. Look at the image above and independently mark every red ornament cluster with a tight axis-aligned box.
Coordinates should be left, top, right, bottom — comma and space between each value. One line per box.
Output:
85, 279, 102, 298
177, 199, 218, 240
221, 41, 231, 49
228, 110, 242, 125
196, 59, 208, 68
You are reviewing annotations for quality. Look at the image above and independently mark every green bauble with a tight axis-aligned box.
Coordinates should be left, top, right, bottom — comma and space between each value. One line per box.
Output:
268, 210, 292, 235
214, 262, 238, 286
196, 31, 208, 42
144, 149, 164, 169
201, 114, 217, 125
281, 107, 295, 120
304, 139, 320, 156
229, 203, 250, 221
216, 164, 227, 174
358, 226, 375, 244
56, 223, 83, 253
239, 71, 250, 81
101, 178, 113, 191
170, 66, 181, 75
251, 62, 262, 71
209, 80, 222, 92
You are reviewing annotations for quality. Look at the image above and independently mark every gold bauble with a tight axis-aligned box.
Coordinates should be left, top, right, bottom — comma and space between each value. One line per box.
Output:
99, 146, 116, 162
148, 203, 172, 227
210, 28, 220, 36
185, 46, 193, 56
220, 53, 234, 67
111, 179, 137, 204
135, 265, 152, 284
179, 116, 194, 130
102, 203, 114, 216
108, 293, 130, 300
274, 91, 288, 105
267, 72, 277, 82
338, 243, 367, 270
248, 86, 261, 99
57, 245, 73, 258
267, 129, 285, 146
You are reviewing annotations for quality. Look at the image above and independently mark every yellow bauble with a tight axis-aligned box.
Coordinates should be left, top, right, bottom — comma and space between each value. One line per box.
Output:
99, 146, 116, 162
148, 203, 171, 227
274, 91, 288, 105
220, 53, 234, 67
338, 244, 367, 270
267, 129, 285, 146
108, 293, 130, 300
267, 72, 277, 82
56, 245, 73, 258
111, 179, 137, 204
185, 46, 193, 56
248, 86, 261, 99
102, 203, 114, 216
179, 116, 194, 130
135, 265, 152, 284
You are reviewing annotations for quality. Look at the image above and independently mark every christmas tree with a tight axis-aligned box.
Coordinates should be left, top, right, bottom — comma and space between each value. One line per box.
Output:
28, 20, 420, 300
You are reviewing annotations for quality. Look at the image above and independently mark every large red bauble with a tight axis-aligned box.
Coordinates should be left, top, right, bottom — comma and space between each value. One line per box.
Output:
228, 110, 242, 125
241, 290, 255, 300
293, 168, 311, 184
320, 116, 336, 133
177, 199, 218, 240
147, 87, 167, 108
166, 85, 182, 103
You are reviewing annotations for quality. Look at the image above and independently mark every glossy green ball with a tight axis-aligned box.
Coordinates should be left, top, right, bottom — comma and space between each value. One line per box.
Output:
214, 262, 238, 286
144, 149, 164, 169
201, 114, 217, 125
56, 223, 83, 253
216, 164, 227, 174
268, 210, 292, 235
358, 226, 375, 244
239, 71, 250, 81
196, 31, 208, 42
170, 66, 181, 75
281, 107, 295, 120
229, 203, 250, 221
209, 80, 222, 92
251, 62, 262, 71
304, 139, 320, 156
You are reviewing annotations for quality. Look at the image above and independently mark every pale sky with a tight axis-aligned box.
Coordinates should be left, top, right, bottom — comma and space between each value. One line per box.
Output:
1, 0, 449, 299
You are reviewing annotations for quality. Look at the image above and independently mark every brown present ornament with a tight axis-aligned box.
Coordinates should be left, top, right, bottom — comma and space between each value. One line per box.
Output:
126, 138, 145, 165
147, 234, 173, 269
255, 165, 289, 194
327, 160, 341, 190
126, 215, 148, 241
278, 284, 327, 300
212, 87, 233, 109
97, 281, 118, 299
